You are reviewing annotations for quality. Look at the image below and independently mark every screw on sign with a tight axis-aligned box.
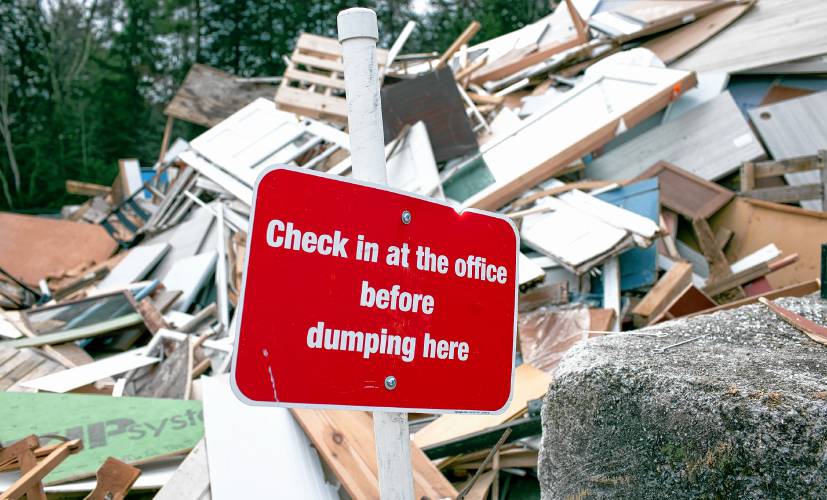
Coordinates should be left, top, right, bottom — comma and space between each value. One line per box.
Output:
230, 166, 519, 414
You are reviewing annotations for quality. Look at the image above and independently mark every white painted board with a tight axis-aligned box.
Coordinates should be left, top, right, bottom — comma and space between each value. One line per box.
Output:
154, 438, 212, 500
97, 243, 170, 290
162, 251, 218, 312
201, 375, 339, 500
19, 351, 159, 393
586, 91, 765, 181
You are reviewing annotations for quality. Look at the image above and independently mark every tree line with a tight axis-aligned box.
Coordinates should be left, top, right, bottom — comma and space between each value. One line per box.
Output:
0, 0, 550, 212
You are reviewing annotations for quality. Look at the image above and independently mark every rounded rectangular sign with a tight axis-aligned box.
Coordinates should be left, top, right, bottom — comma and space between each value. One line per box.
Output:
231, 166, 518, 414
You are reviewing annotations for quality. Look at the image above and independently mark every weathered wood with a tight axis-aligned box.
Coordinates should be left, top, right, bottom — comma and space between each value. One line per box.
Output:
690, 280, 820, 317
65, 180, 112, 197
165, 64, 276, 127
631, 261, 693, 325
83, 457, 141, 500
692, 217, 734, 286
704, 261, 772, 297
742, 184, 822, 204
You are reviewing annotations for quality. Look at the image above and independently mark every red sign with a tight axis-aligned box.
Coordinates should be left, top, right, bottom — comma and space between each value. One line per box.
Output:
231, 166, 518, 413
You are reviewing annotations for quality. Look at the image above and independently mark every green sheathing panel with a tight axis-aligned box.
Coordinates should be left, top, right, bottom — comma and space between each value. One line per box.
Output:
443, 156, 496, 203
0, 392, 203, 484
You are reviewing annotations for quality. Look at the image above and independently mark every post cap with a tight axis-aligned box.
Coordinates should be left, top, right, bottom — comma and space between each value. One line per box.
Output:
337, 8, 378, 42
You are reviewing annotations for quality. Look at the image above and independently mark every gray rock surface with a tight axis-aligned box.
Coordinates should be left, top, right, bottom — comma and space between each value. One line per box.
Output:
539, 294, 827, 499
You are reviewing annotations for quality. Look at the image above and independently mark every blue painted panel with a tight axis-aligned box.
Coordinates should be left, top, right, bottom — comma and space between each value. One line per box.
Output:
592, 178, 659, 292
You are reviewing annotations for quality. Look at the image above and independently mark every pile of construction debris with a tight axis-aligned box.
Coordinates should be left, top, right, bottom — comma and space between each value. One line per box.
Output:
2, 0, 827, 497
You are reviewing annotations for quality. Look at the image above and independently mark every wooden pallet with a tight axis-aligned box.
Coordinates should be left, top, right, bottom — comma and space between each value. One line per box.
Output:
276, 33, 388, 125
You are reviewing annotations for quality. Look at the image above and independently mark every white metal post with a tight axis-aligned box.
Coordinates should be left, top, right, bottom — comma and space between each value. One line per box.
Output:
337, 8, 415, 500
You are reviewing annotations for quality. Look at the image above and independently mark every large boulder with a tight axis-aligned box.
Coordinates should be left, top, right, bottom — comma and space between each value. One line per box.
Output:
539, 295, 827, 498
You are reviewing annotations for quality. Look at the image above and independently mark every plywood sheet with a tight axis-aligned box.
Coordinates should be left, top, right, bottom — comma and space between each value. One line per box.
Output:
748, 91, 827, 211
0, 392, 202, 484
709, 197, 827, 288
165, 64, 277, 127
673, 0, 827, 74
291, 408, 457, 500
381, 67, 477, 162
201, 376, 338, 500
635, 161, 734, 219
587, 91, 764, 181
0, 213, 117, 285
412, 363, 551, 448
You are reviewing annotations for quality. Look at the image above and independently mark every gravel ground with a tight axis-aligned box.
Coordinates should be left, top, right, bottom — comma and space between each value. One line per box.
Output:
539, 294, 827, 499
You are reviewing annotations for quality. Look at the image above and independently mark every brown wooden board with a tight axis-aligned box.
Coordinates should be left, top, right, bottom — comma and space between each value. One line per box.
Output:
689, 279, 820, 317
652, 284, 716, 323
643, 1, 755, 63
631, 261, 693, 325
635, 161, 734, 219
0, 213, 117, 286
164, 64, 277, 128
381, 66, 478, 162
710, 197, 827, 288
290, 409, 457, 500
760, 84, 816, 106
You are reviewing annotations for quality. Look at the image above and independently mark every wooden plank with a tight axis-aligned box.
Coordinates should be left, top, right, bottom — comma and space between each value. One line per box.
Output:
19, 351, 159, 393
162, 252, 217, 312
692, 217, 733, 284
760, 297, 827, 345
97, 243, 170, 290
0, 441, 76, 500
201, 376, 338, 499
588, 91, 765, 182
461, 470, 496, 500
635, 161, 734, 219
631, 261, 693, 323
0, 392, 202, 484
2, 314, 144, 349
84, 457, 141, 500
462, 65, 696, 210
751, 154, 824, 178
65, 181, 112, 197
656, 284, 716, 322
689, 280, 820, 317
153, 439, 211, 500
413, 363, 550, 448
164, 64, 276, 127
436, 20, 481, 68
704, 261, 771, 297
674, 0, 827, 74
644, 1, 754, 63
274, 85, 349, 124
715, 226, 733, 251
283, 67, 345, 90
291, 408, 457, 500
742, 184, 823, 203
